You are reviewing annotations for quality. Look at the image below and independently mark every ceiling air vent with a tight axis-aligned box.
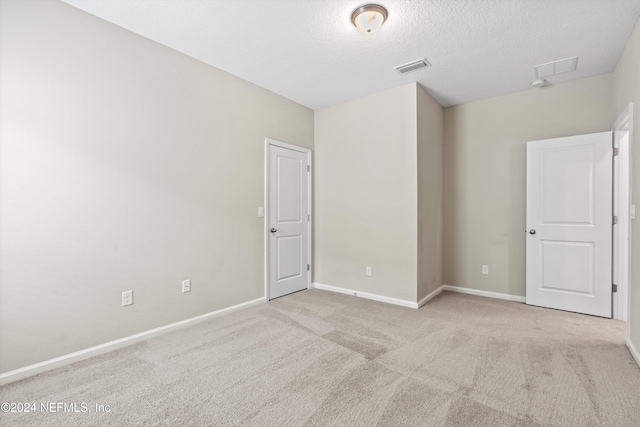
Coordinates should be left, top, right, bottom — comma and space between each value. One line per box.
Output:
393, 58, 431, 74
534, 56, 578, 79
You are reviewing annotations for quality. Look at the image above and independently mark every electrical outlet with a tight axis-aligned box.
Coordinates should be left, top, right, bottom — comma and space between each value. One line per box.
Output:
258, 207, 264, 217
482, 265, 489, 275
182, 279, 191, 293
122, 290, 133, 306
365, 266, 372, 276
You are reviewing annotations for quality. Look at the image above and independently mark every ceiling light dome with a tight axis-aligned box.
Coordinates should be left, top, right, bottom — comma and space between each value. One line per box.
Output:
351, 4, 388, 34
531, 79, 550, 88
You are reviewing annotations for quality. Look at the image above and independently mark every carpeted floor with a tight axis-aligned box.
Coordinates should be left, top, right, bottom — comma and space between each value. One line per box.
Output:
1, 289, 639, 426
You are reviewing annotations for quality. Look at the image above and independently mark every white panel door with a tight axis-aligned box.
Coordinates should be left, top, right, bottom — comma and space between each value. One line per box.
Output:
268, 144, 309, 300
526, 132, 613, 317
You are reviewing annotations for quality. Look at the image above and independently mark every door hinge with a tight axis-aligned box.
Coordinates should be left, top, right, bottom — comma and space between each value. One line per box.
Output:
613, 216, 618, 225
308, 214, 310, 221
612, 283, 618, 293
307, 264, 310, 271
307, 165, 310, 172
613, 147, 619, 157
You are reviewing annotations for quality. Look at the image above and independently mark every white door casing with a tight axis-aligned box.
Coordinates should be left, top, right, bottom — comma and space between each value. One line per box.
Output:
612, 102, 633, 323
526, 131, 613, 318
265, 139, 310, 300
613, 130, 629, 321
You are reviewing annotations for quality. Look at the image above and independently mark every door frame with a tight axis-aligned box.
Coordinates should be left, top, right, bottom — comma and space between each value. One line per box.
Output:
612, 103, 633, 325
264, 138, 312, 301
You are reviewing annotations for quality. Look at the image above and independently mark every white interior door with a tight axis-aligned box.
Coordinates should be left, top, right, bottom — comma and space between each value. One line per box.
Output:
267, 141, 310, 300
526, 131, 613, 317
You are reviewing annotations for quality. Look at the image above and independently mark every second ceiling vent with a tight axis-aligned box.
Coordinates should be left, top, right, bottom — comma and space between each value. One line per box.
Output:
393, 58, 432, 74
534, 56, 578, 79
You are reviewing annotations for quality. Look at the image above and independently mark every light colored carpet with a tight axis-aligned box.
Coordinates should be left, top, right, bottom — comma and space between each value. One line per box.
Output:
1, 289, 639, 426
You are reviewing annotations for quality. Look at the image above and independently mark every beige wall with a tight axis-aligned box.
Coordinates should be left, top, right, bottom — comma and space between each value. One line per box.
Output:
417, 85, 444, 301
613, 21, 640, 354
314, 84, 418, 302
0, 0, 313, 373
443, 74, 615, 297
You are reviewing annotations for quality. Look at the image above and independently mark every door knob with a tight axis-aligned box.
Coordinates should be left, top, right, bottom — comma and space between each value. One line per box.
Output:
270, 228, 277, 233
529, 229, 536, 235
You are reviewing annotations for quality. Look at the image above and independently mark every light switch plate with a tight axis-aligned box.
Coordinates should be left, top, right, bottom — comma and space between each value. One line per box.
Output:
258, 207, 264, 217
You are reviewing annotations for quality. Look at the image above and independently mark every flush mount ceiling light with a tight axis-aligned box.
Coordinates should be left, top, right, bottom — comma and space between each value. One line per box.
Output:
531, 79, 550, 88
352, 4, 388, 34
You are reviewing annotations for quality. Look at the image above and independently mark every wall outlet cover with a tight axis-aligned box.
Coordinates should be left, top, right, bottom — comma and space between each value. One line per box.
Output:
122, 290, 133, 306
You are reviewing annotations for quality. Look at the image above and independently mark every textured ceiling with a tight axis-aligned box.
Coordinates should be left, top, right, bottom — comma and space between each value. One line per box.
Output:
61, 0, 640, 109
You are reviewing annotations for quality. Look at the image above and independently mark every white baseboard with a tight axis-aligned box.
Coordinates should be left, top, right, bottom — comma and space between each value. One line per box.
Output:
312, 282, 526, 310
417, 285, 445, 307
0, 297, 265, 386
417, 285, 525, 306
628, 339, 640, 368
312, 282, 418, 309
442, 284, 526, 303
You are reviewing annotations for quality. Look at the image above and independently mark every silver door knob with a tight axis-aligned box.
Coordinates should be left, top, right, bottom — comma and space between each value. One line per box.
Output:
529, 229, 536, 235
270, 228, 277, 233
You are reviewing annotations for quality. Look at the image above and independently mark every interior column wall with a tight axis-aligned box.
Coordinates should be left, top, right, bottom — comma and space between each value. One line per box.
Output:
314, 84, 418, 303
417, 85, 444, 301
